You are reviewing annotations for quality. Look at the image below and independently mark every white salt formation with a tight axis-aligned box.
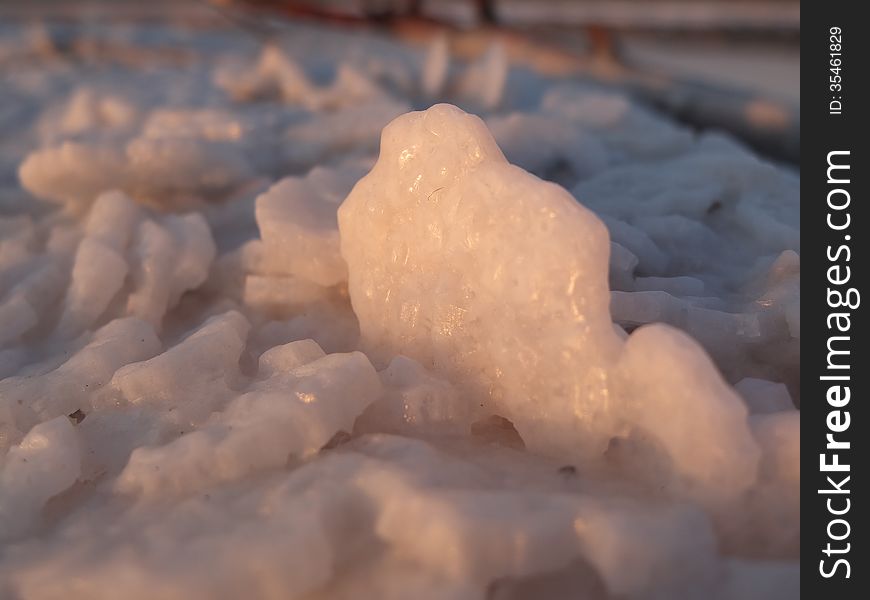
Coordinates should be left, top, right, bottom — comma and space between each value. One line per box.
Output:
339, 104, 758, 507
0, 18, 798, 600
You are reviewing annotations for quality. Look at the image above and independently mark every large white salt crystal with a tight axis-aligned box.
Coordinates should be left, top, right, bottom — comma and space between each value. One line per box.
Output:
0, 416, 81, 541
339, 101, 607, 375
339, 104, 759, 502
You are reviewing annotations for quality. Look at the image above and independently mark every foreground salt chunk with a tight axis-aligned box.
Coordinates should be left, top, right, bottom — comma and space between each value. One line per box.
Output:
12, 470, 336, 599
116, 350, 381, 498
8, 434, 730, 599
350, 436, 722, 596
0, 318, 161, 434
371, 483, 717, 595
339, 104, 759, 503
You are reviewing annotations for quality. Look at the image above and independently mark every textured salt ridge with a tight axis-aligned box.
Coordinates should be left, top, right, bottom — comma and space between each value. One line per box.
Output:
0, 29, 799, 600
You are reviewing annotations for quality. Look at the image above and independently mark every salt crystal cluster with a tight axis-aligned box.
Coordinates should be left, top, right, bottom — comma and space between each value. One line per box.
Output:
0, 20, 798, 600
339, 104, 759, 507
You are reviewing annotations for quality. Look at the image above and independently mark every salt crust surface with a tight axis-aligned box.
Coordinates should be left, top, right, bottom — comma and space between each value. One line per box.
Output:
0, 22, 798, 600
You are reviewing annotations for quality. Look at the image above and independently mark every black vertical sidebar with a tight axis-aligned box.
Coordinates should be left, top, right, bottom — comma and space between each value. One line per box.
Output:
803, 1, 867, 597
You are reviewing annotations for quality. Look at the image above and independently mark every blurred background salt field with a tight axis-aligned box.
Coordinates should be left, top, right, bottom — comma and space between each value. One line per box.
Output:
1, 0, 799, 161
